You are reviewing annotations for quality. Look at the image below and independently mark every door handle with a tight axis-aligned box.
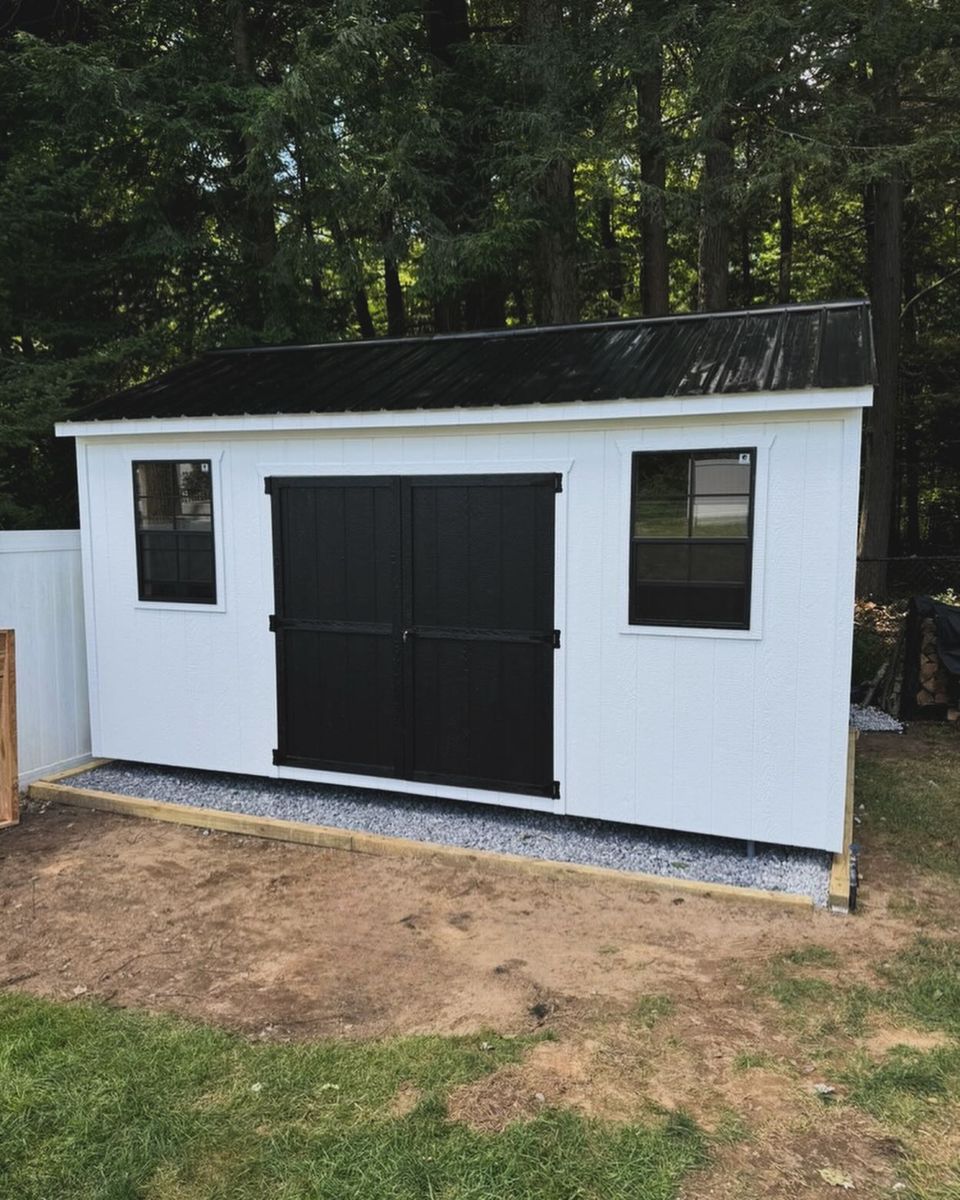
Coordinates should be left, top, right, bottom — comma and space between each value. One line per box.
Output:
402, 627, 414, 643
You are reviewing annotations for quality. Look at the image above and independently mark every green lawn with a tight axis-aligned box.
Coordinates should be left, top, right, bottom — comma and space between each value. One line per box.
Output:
855, 726, 960, 878
0, 993, 705, 1200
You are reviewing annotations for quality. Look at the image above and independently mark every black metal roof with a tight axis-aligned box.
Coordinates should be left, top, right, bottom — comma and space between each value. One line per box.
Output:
66, 301, 874, 424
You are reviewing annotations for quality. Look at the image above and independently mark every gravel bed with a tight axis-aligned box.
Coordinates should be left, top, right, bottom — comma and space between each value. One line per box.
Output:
65, 761, 830, 905
850, 704, 904, 733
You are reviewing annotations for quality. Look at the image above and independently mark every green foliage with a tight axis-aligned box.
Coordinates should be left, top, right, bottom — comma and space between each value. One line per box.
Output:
0, 993, 707, 1200
1, 1, 958, 531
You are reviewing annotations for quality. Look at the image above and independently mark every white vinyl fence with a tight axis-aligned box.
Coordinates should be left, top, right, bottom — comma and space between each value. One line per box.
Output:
0, 531, 90, 783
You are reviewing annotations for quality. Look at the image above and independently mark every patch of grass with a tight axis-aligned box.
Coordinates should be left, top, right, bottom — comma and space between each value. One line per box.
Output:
778, 945, 839, 968
875, 938, 960, 1036
632, 994, 676, 1029
732, 1050, 776, 1072
843, 1044, 960, 1127
710, 1108, 750, 1145
856, 732, 960, 878
597, 944, 620, 956
0, 993, 706, 1200
770, 975, 835, 1008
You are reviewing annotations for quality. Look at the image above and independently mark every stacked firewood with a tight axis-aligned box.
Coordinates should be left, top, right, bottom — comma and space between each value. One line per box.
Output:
916, 617, 956, 715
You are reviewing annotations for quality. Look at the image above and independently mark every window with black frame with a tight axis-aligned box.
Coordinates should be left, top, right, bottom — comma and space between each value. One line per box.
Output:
133, 460, 216, 603
629, 449, 755, 629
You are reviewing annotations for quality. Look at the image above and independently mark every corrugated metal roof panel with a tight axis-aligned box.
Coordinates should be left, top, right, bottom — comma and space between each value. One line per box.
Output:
65, 301, 874, 424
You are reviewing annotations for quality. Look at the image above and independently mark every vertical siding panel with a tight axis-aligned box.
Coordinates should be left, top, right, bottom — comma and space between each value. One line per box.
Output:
596, 429, 631, 820
632, 638, 677, 830
710, 637, 757, 837
671, 638, 717, 835
751, 422, 806, 844
790, 419, 844, 848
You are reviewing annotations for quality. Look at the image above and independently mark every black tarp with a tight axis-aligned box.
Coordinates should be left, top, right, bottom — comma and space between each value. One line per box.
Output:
913, 595, 960, 677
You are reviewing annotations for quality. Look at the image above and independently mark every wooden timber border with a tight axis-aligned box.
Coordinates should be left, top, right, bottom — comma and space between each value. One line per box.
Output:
27, 761, 828, 912
827, 729, 859, 913
0, 631, 17, 828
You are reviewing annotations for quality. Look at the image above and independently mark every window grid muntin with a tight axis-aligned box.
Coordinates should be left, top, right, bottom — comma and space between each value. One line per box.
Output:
133, 460, 216, 604
629, 449, 755, 630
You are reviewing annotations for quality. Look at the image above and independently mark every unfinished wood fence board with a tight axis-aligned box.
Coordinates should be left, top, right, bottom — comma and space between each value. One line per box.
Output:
28, 775, 815, 911
828, 729, 858, 912
0, 630, 18, 827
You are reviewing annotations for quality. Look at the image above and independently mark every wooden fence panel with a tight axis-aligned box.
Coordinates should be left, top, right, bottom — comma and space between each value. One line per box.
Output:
0, 630, 16, 825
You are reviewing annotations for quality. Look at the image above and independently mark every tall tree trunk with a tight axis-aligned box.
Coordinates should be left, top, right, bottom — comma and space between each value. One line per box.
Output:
857, 67, 904, 594
521, 0, 579, 324
739, 220, 752, 306
464, 279, 506, 329
384, 255, 406, 337
353, 287, 377, 339
330, 214, 376, 338
228, 1, 277, 333
294, 142, 323, 305
425, 0, 475, 331
901, 213, 920, 553
425, 0, 469, 66
697, 111, 732, 311
636, 37, 669, 315
778, 173, 793, 303
598, 196, 624, 312
512, 282, 529, 326
380, 212, 406, 337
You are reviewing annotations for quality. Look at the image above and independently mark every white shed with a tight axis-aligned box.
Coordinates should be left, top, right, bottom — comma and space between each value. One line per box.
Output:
57, 302, 873, 854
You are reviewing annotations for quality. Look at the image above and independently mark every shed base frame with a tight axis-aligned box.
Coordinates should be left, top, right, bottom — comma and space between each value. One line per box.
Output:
27, 761, 827, 912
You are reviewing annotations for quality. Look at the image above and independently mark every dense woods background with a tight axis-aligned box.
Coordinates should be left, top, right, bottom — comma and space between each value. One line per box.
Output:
1, 0, 958, 580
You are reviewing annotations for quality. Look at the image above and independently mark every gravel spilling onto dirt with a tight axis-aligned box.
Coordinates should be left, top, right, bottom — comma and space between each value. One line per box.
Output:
64, 761, 830, 904
850, 704, 904, 733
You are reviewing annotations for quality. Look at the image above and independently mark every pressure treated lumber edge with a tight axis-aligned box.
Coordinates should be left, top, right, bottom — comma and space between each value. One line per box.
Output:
29, 773, 815, 912
0, 630, 18, 827
827, 729, 858, 912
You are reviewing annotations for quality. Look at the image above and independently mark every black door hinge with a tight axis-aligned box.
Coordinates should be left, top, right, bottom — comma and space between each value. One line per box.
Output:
554, 473, 563, 493
264, 476, 273, 495
553, 629, 561, 649
268, 614, 278, 632
272, 748, 282, 765
551, 780, 561, 800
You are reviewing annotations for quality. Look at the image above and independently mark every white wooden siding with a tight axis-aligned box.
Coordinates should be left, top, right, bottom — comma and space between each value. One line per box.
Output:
0, 530, 91, 782
75, 404, 862, 852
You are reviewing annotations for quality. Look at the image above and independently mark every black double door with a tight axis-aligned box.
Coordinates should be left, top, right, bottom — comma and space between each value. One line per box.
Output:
269, 474, 558, 797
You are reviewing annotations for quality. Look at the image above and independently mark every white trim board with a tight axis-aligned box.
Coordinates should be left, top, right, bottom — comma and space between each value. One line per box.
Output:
57, 387, 873, 440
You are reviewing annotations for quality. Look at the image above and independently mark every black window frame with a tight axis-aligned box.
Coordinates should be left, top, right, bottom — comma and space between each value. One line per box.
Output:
132, 459, 217, 605
628, 448, 756, 630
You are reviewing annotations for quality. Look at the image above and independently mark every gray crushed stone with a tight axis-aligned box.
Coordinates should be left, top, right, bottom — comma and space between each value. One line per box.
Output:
850, 704, 904, 733
65, 761, 830, 905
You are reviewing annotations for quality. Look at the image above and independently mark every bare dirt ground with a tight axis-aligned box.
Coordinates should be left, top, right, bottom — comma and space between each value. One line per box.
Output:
2, 738, 958, 1198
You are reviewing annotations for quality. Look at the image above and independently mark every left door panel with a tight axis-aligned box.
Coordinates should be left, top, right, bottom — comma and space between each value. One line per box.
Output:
271, 477, 401, 776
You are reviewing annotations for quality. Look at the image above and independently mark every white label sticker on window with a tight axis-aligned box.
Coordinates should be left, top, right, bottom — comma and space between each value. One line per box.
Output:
201, 462, 210, 472
738, 453, 751, 465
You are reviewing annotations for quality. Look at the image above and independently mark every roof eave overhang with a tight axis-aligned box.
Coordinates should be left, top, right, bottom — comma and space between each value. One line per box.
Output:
56, 385, 873, 440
